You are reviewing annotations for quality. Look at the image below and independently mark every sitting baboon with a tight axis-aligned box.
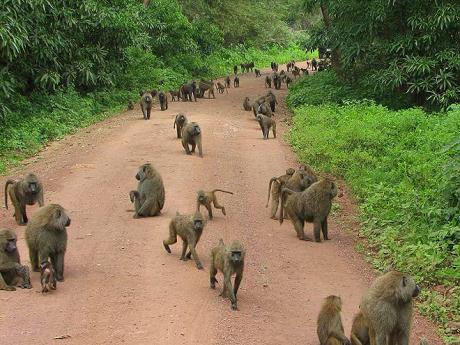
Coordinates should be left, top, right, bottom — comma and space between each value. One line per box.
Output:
158, 92, 168, 111
181, 122, 203, 157
129, 163, 165, 218
216, 82, 227, 94
181, 81, 197, 102
140, 90, 156, 120
40, 260, 56, 293
25, 204, 71, 282
127, 101, 134, 110
0, 229, 32, 291
5, 173, 44, 225
317, 295, 351, 345
255, 69, 261, 77
163, 211, 206, 270
233, 76, 240, 88
173, 113, 188, 139
243, 97, 252, 111
266, 168, 296, 219
256, 114, 276, 140
280, 178, 338, 242
169, 90, 181, 102
360, 271, 420, 345
225, 76, 231, 88
257, 102, 273, 117
350, 311, 369, 345
210, 239, 245, 310
233, 65, 238, 74
265, 75, 272, 88
199, 80, 215, 99
265, 91, 278, 112
196, 189, 233, 220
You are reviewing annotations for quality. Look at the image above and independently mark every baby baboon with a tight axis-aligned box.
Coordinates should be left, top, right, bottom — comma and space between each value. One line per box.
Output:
317, 295, 351, 345
127, 101, 134, 110
0, 229, 32, 291
265, 75, 272, 88
129, 163, 165, 218
25, 204, 71, 282
199, 80, 216, 99
225, 76, 231, 88
181, 122, 203, 157
216, 82, 227, 94
350, 311, 369, 345
243, 97, 252, 111
233, 76, 240, 88
265, 91, 278, 112
257, 102, 273, 117
256, 114, 276, 140
196, 189, 233, 220
255, 69, 261, 77
40, 260, 56, 293
181, 81, 197, 102
163, 211, 206, 270
360, 271, 420, 345
280, 178, 338, 242
173, 113, 188, 139
159, 92, 168, 111
139, 90, 156, 120
266, 168, 296, 219
5, 173, 44, 225
210, 239, 245, 311
169, 90, 181, 101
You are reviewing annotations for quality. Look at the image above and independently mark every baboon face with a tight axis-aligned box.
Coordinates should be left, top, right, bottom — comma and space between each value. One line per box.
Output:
1, 230, 17, 254
192, 213, 204, 231
230, 250, 243, 265
402, 275, 420, 299
256, 115, 263, 123
54, 206, 71, 228
189, 124, 201, 137
25, 174, 40, 194
197, 191, 206, 203
4, 236, 17, 254
298, 173, 314, 189
177, 114, 186, 123
325, 180, 338, 199
135, 164, 153, 181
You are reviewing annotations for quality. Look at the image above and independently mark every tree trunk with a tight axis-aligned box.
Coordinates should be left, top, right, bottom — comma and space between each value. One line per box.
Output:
319, 1, 341, 70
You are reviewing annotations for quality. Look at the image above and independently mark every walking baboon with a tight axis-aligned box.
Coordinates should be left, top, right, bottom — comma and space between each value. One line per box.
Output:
280, 178, 338, 242
181, 81, 197, 102
181, 122, 203, 157
272, 73, 282, 90
199, 80, 216, 99
216, 82, 227, 94
317, 295, 351, 345
40, 260, 56, 293
129, 163, 165, 218
196, 189, 233, 220
163, 211, 206, 270
265, 91, 278, 112
173, 113, 188, 139
350, 311, 369, 345
234, 76, 240, 88
140, 90, 156, 120
266, 168, 296, 219
257, 102, 273, 117
170, 90, 181, 101
5, 173, 44, 225
255, 69, 261, 77
285, 75, 293, 88
265, 75, 272, 88
25, 204, 71, 282
0, 229, 32, 291
360, 271, 420, 345
256, 114, 276, 140
210, 239, 245, 310
127, 101, 134, 110
225, 76, 231, 88
159, 92, 168, 111
233, 65, 238, 74
243, 97, 252, 111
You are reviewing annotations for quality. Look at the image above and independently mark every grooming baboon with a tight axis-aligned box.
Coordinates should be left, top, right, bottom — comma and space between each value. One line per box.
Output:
255, 69, 261, 77
233, 65, 238, 74
257, 102, 273, 117
169, 90, 181, 101
225, 76, 231, 88
210, 239, 245, 310
199, 80, 216, 99
317, 295, 351, 345
5, 173, 44, 225
256, 114, 276, 140
360, 271, 420, 345
158, 92, 168, 111
266, 168, 296, 219
196, 189, 233, 220
216, 82, 227, 94
350, 311, 369, 345
265, 75, 272, 88
163, 211, 206, 270
181, 81, 197, 102
181, 122, 203, 157
173, 113, 188, 139
40, 260, 56, 293
243, 97, 252, 111
0, 229, 32, 291
139, 90, 156, 120
127, 101, 134, 110
265, 91, 278, 112
25, 204, 71, 282
280, 178, 338, 242
233, 76, 240, 88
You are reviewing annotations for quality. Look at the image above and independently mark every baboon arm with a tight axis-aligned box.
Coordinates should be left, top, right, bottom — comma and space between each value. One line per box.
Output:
38, 192, 44, 207
136, 198, 156, 216
329, 331, 349, 344
224, 273, 237, 306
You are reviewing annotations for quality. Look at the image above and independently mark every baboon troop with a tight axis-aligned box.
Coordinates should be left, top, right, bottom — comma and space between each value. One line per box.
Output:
5, 173, 44, 225
140, 90, 156, 120
40, 260, 57, 293
159, 91, 168, 111
317, 295, 351, 345
174, 113, 188, 139
181, 122, 203, 157
196, 189, 233, 220
210, 239, 245, 310
256, 114, 276, 139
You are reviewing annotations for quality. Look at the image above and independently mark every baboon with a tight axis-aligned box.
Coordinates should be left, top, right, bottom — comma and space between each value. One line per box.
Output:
292, 68, 300, 79
286, 75, 293, 88
258, 102, 273, 117
312, 58, 318, 71
233, 76, 240, 88
169, 90, 181, 102
181, 122, 203, 157
350, 311, 370, 345
158, 92, 168, 111
256, 114, 276, 140
317, 295, 351, 345
265, 75, 272, 88
255, 69, 261, 77
243, 97, 252, 111
5, 173, 44, 225
0, 229, 32, 291
181, 81, 197, 102
25, 204, 71, 282
174, 113, 188, 139
233, 65, 238, 74
272, 73, 282, 90
280, 178, 338, 242
40, 260, 56, 293
163, 211, 206, 270
240, 63, 246, 73
286, 61, 294, 72
252, 95, 269, 117
199, 80, 216, 99
248, 62, 254, 72
301, 68, 309, 75
196, 189, 233, 220
129, 163, 165, 218
271, 62, 278, 72
225, 76, 231, 88
265, 91, 278, 112
127, 101, 134, 110
266, 168, 296, 219
360, 271, 420, 345
210, 239, 245, 310
216, 82, 227, 94
139, 90, 156, 120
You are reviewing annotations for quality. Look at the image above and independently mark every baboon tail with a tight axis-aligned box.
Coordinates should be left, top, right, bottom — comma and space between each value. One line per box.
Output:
4, 179, 14, 210
212, 189, 234, 195
266, 177, 279, 208
279, 188, 295, 225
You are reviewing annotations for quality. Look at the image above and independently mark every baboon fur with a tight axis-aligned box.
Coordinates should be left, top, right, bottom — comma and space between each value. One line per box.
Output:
210, 239, 245, 310
181, 122, 203, 157
196, 189, 233, 220
25, 204, 71, 282
127, 101, 134, 110
350, 311, 370, 345
280, 179, 338, 242
5, 173, 44, 225
199, 80, 216, 99
256, 114, 276, 140
163, 211, 206, 270
0, 229, 32, 291
225, 76, 231, 88
266, 168, 296, 219
159, 92, 168, 111
265, 75, 272, 88
317, 295, 351, 345
265, 91, 278, 112
169, 90, 181, 101
129, 163, 165, 218
420, 338, 429, 345
181, 82, 197, 102
216, 82, 227, 94
243, 97, 252, 111
360, 271, 420, 345
139, 90, 156, 120
257, 102, 273, 117
234, 76, 240, 88
40, 260, 57, 293
173, 113, 188, 139
255, 69, 261, 77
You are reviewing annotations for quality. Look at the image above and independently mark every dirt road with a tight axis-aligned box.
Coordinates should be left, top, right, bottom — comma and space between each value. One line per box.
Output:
0, 65, 442, 345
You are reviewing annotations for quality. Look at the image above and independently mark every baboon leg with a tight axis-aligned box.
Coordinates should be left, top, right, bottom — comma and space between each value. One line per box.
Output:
225, 273, 238, 310
176, 127, 181, 139
180, 241, 188, 261
210, 262, 218, 289
206, 204, 213, 220
183, 142, 192, 155
197, 141, 203, 157
141, 107, 147, 120
191, 142, 196, 153
273, 126, 276, 138
29, 249, 39, 272
292, 218, 311, 241
55, 253, 65, 282
234, 272, 243, 296
313, 219, 322, 242
147, 108, 151, 120
270, 186, 280, 219
163, 227, 177, 253
21, 204, 28, 224
0, 273, 15, 291
212, 199, 226, 216
263, 125, 269, 140
187, 240, 203, 270
322, 218, 330, 240
136, 198, 156, 217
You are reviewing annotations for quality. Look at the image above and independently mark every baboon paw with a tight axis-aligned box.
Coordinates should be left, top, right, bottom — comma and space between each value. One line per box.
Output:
231, 304, 238, 311
196, 264, 204, 270
57, 277, 64, 282
163, 244, 171, 253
